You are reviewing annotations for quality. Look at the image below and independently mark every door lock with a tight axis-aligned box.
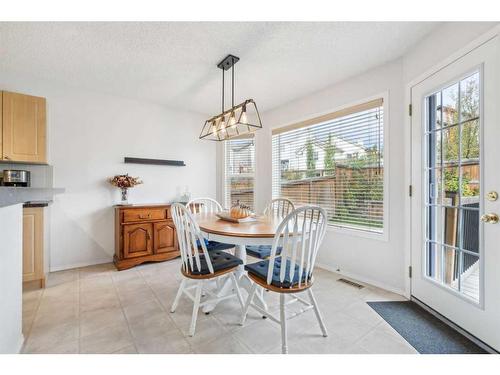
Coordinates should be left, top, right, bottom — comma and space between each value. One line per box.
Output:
480, 213, 499, 224
487, 191, 498, 201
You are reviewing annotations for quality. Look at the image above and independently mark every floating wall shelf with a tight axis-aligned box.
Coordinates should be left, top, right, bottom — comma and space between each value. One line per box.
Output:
124, 157, 186, 166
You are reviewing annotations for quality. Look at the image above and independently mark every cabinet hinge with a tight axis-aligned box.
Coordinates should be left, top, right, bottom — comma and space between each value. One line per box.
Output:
408, 104, 412, 116
408, 266, 412, 278
409, 185, 413, 197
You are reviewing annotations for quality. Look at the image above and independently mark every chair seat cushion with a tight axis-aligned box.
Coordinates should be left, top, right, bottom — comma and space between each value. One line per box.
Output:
206, 241, 235, 252
189, 250, 243, 275
197, 239, 235, 252
245, 245, 282, 259
244, 258, 310, 288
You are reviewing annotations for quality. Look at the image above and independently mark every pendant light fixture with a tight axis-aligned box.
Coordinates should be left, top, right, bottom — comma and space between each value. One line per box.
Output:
199, 54, 263, 141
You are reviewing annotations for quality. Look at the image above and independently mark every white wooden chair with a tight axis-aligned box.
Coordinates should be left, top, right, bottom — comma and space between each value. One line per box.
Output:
246, 198, 295, 259
187, 197, 223, 215
187, 197, 236, 252
264, 198, 295, 218
170, 203, 244, 336
240, 205, 328, 354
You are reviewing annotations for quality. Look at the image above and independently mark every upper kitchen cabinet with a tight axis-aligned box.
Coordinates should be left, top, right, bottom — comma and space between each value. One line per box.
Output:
1, 91, 47, 163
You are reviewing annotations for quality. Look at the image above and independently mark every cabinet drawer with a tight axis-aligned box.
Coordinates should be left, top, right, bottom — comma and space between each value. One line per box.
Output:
123, 208, 166, 223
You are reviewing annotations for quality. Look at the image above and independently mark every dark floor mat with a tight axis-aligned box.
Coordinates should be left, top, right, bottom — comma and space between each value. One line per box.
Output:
367, 301, 487, 354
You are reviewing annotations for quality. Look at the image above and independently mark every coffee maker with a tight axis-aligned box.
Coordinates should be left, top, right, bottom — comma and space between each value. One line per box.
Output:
1, 169, 31, 187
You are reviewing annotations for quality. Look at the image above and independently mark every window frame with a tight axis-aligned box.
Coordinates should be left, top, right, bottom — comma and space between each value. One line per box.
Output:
271, 92, 390, 241
222, 135, 256, 210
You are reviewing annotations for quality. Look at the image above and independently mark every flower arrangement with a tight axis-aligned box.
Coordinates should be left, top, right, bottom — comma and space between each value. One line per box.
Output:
109, 174, 143, 204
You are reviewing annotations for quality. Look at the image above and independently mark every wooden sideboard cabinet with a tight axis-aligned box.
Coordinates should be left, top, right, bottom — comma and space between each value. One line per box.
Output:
1, 91, 47, 163
114, 204, 180, 270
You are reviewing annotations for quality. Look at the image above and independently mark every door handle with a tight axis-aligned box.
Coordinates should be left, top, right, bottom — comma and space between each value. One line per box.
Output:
480, 213, 499, 224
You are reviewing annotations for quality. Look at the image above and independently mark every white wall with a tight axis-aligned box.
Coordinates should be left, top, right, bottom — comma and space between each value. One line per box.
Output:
247, 22, 500, 294
403, 22, 499, 83
0, 204, 23, 353
0, 72, 216, 270
258, 60, 406, 293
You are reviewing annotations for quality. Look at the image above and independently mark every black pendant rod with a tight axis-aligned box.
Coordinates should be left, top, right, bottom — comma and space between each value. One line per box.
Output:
231, 63, 235, 108
222, 68, 225, 113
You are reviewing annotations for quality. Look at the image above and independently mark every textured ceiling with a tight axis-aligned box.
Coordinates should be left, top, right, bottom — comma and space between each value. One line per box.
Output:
0, 22, 440, 114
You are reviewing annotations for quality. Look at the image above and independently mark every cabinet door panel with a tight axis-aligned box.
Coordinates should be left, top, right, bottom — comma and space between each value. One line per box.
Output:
153, 221, 177, 253
22, 208, 44, 283
123, 223, 153, 258
2, 91, 46, 163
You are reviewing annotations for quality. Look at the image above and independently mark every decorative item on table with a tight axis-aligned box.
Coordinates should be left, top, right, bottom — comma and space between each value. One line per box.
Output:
109, 174, 143, 205
179, 185, 191, 204
216, 200, 257, 223
230, 200, 252, 219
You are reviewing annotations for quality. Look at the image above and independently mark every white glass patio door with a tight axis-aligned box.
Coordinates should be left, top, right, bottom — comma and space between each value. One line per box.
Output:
411, 36, 500, 351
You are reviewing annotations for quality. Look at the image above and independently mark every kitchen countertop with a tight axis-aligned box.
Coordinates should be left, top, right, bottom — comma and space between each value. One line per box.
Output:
0, 187, 64, 208
23, 201, 51, 208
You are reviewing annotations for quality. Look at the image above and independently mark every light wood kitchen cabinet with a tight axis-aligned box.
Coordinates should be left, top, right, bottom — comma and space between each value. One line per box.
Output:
22, 207, 45, 288
1, 91, 47, 163
114, 204, 180, 270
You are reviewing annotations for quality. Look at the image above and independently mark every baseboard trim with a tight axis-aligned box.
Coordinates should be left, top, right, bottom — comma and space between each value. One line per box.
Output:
316, 262, 406, 296
411, 296, 498, 354
50, 258, 112, 272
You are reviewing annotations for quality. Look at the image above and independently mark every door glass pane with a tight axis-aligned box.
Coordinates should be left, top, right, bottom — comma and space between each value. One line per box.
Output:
443, 207, 460, 247
460, 74, 480, 122
442, 125, 460, 165
442, 83, 459, 126
459, 208, 480, 253
442, 246, 460, 291
426, 242, 442, 281
424, 71, 481, 303
428, 130, 441, 168
442, 166, 460, 207
459, 252, 480, 300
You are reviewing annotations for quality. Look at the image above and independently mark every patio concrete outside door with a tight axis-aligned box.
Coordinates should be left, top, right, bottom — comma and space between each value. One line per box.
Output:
410, 35, 500, 352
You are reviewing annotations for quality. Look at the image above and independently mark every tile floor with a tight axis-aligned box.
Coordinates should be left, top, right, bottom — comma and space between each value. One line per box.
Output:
21, 258, 417, 354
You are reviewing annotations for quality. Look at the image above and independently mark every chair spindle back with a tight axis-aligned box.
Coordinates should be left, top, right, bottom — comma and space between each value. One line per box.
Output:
187, 197, 223, 215
171, 203, 214, 275
267, 205, 327, 288
263, 198, 295, 218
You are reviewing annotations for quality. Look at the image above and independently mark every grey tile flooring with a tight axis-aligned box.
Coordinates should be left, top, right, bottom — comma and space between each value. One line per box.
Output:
21, 258, 416, 354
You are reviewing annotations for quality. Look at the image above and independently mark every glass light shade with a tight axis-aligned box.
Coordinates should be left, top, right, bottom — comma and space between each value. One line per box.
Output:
219, 115, 226, 134
200, 99, 262, 141
228, 111, 237, 127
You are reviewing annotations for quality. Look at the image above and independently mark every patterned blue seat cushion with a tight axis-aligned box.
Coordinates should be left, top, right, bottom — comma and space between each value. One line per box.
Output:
197, 239, 235, 252
189, 250, 243, 275
245, 245, 282, 259
206, 241, 235, 252
244, 258, 310, 288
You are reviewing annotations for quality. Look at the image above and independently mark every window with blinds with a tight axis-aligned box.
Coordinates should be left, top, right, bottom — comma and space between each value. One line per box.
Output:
224, 137, 255, 210
272, 99, 384, 233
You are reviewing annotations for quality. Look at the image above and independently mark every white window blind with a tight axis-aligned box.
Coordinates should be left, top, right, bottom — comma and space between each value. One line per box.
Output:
224, 137, 255, 210
272, 99, 384, 233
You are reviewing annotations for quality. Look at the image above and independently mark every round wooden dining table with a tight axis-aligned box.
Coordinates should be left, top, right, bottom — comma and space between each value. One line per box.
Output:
193, 212, 284, 313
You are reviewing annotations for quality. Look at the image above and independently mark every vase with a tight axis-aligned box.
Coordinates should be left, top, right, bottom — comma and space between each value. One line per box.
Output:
120, 188, 129, 204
